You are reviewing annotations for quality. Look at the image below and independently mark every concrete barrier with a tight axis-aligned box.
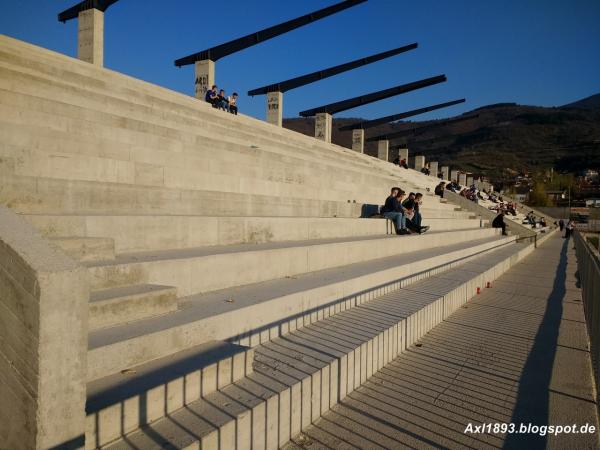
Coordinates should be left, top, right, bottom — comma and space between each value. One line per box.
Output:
0, 206, 89, 450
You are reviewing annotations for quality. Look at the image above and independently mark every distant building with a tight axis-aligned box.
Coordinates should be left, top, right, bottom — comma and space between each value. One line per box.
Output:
513, 186, 531, 202
546, 190, 566, 204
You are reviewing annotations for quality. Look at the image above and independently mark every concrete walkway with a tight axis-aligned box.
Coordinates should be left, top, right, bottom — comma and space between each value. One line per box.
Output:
285, 234, 600, 450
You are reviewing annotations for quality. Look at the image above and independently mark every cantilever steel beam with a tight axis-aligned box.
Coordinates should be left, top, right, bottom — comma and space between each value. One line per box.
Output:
299, 75, 447, 117
338, 98, 465, 131
366, 114, 479, 142
58, 0, 120, 22
174, 0, 367, 66
248, 43, 417, 96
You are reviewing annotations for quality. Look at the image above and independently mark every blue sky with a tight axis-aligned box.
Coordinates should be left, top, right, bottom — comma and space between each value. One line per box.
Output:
2, 0, 599, 121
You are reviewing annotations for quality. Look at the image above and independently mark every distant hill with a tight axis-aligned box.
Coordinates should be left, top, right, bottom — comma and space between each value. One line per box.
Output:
562, 93, 600, 110
283, 97, 600, 185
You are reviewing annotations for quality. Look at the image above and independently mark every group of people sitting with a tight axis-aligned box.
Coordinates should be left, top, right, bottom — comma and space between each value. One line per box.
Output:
524, 211, 547, 228
489, 201, 518, 216
381, 187, 430, 235
392, 157, 409, 169
205, 85, 239, 114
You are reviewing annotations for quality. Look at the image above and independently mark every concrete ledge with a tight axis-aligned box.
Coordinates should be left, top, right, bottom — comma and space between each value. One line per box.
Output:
100, 237, 539, 449
0, 206, 89, 449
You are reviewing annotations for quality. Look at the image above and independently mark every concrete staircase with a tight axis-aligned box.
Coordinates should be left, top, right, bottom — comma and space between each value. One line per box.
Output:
0, 35, 548, 449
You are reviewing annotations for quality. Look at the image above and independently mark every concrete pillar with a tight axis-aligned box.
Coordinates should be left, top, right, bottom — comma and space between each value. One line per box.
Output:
266, 91, 283, 126
377, 140, 389, 161
194, 59, 215, 100
441, 166, 449, 180
459, 172, 467, 186
450, 170, 459, 182
399, 148, 408, 163
78, 8, 104, 66
315, 113, 332, 142
466, 176, 474, 187
414, 155, 425, 172
351, 129, 364, 153
429, 161, 439, 178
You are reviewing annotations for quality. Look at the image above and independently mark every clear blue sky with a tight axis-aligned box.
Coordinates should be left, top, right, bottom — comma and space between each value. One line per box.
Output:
2, 0, 599, 121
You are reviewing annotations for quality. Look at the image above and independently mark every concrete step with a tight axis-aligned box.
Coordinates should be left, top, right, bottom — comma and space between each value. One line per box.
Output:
84, 228, 499, 295
86, 234, 513, 381
97, 239, 535, 450
89, 284, 178, 331
25, 214, 482, 253
86, 340, 254, 449
0, 41, 439, 194
0, 86, 432, 204
0, 44, 399, 178
49, 236, 114, 262
2, 174, 364, 217
0, 68, 403, 194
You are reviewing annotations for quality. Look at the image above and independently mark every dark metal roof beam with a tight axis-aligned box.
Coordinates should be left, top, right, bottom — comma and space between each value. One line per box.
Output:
248, 43, 417, 96
338, 98, 465, 131
58, 0, 119, 22
174, 0, 367, 66
299, 75, 447, 117
367, 114, 479, 142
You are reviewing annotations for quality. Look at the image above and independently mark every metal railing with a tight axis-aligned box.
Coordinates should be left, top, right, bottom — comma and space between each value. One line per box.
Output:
573, 230, 600, 410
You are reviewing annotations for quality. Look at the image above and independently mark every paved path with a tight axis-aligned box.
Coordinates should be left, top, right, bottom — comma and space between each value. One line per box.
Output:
285, 234, 599, 450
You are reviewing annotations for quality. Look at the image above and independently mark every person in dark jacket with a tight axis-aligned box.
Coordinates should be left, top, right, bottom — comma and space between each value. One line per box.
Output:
435, 182, 445, 198
381, 187, 410, 235
492, 211, 507, 236
402, 197, 430, 234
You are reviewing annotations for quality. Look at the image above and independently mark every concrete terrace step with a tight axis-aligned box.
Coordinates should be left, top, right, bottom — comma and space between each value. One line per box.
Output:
0, 85, 429, 204
25, 214, 482, 253
84, 228, 499, 295
0, 64, 401, 191
86, 233, 513, 381
86, 340, 254, 449
89, 284, 178, 330
97, 239, 536, 450
0, 39, 437, 193
0, 42, 396, 175
50, 236, 115, 262
2, 174, 364, 217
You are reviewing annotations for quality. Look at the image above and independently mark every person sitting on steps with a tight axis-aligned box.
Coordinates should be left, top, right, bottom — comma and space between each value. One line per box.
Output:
217, 89, 229, 111
401, 197, 430, 234
435, 182, 445, 198
228, 92, 239, 115
205, 85, 219, 108
381, 187, 410, 235
492, 210, 507, 236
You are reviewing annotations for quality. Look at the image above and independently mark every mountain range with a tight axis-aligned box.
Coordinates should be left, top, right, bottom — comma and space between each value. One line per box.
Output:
283, 93, 600, 184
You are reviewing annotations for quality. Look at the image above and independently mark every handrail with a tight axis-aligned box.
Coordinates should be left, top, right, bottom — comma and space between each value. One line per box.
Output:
573, 230, 600, 413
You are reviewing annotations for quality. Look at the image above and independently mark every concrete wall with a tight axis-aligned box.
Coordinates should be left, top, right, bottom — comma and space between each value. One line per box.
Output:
0, 206, 88, 450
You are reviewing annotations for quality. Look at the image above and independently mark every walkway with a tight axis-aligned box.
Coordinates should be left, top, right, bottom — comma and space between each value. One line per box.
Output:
285, 234, 600, 449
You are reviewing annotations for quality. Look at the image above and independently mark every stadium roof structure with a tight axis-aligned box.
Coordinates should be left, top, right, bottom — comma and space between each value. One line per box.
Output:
299, 75, 447, 117
174, 0, 367, 66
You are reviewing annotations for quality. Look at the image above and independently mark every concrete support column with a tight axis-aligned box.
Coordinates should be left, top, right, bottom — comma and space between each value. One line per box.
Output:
194, 59, 215, 100
377, 140, 389, 161
429, 161, 439, 178
266, 91, 283, 126
450, 170, 459, 182
441, 166, 449, 180
399, 148, 408, 163
351, 129, 365, 153
466, 176, 474, 187
315, 113, 332, 142
414, 155, 425, 172
78, 8, 104, 66
459, 173, 467, 186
